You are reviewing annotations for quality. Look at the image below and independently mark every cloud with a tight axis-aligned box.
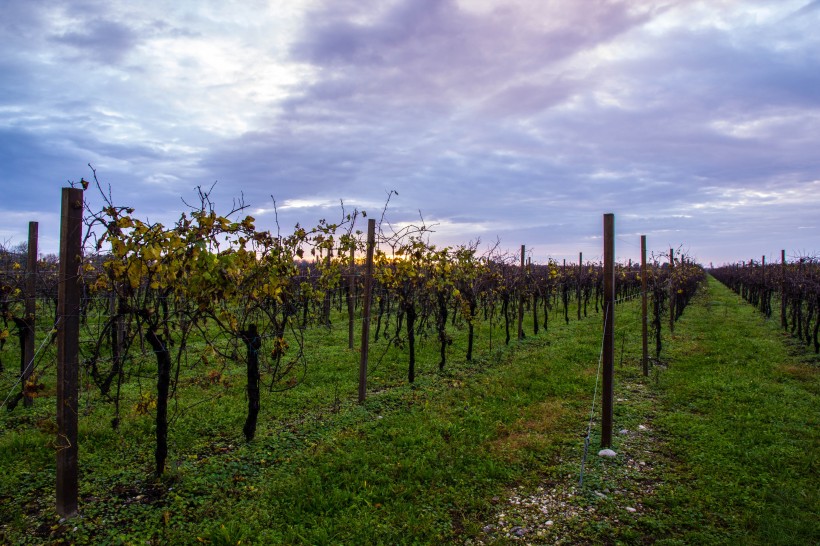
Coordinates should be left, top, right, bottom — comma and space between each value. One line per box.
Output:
290, 0, 663, 106
203, 1, 683, 220
0, 0, 818, 265
51, 19, 138, 64
789, 0, 820, 17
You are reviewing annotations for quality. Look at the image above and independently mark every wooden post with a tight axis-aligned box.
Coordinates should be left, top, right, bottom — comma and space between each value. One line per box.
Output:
640, 235, 649, 377
322, 250, 332, 326
23, 221, 38, 407
562, 258, 569, 325
347, 246, 356, 350
668, 248, 675, 334
780, 250, 787, 329
602, 214, 615, 448
577, 252, 582, 321
57, 188, 82, 517
528, 257, 538, 336
358, 219, 376, 404
761, 255, 766, 314
518, 244, 525, 340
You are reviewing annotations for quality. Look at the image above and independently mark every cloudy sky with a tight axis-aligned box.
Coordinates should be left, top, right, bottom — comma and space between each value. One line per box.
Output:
1, 0, 818, 265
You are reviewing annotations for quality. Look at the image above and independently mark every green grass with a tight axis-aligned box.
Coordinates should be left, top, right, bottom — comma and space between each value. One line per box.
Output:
0, 299, 602, 544
0, 280, 818, 544
646, 276, 819, 545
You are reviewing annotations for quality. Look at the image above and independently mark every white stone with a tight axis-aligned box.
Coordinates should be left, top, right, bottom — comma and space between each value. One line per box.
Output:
545, 520, 554, 526
598, 449, 617, 457
638, 424, 647, 430
619, 429, 629, 434
626, 506, 637, 513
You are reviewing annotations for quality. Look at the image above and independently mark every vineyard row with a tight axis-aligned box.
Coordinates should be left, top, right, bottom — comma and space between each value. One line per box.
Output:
1, 185, 706, 518
710, 254, 820, 353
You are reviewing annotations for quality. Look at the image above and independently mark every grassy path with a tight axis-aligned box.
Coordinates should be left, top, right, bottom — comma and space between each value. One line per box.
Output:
477, 276, 819, 544
649, 276, 819, 544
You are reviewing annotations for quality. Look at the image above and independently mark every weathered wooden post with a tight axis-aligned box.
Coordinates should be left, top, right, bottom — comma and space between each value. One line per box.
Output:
577, 252, 583, 321
641, 235, 649, 377
602, 213, 615, 448
780, 250, 787, 329
562, 258, 569, 324
518, 244, 525, 340
358, 219, 376, 404
668, 248, 675, 334
322, 249, 332, 326
761, 255, 767, 314
22, 221, 38, 407
57, 187, 82, 517
529, 257, 539, 336
347, 245, 356, 350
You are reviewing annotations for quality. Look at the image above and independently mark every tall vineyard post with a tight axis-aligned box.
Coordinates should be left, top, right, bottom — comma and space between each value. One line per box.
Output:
577, 252, 583, 321
358, 219, 376, 404
518, 244, 525, 340
322, 251, 332, 326
641, 235, 649, 376
56, 187, 82, 518
668, 248, 675, 333
762, 255, 766, 315
601, 213, 615, 449
563, 259, 569, 325
348, 245, 355, 350
781, 249, 787, 329
23, 221, 38, 407
529, 256, 538, 336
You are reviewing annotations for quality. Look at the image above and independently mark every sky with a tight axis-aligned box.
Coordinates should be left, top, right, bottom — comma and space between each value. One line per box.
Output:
1, 0, 818, 266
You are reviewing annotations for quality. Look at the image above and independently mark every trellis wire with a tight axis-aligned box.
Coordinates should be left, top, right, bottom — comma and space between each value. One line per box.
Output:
579, 308, 609, 487
0, 316, 61, 410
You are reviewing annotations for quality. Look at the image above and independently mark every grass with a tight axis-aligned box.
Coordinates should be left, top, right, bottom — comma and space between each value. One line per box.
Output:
647, 276, 819, 545
0, 278, 818, 544
0, 299, 601, 544
472, 277, 818, 545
